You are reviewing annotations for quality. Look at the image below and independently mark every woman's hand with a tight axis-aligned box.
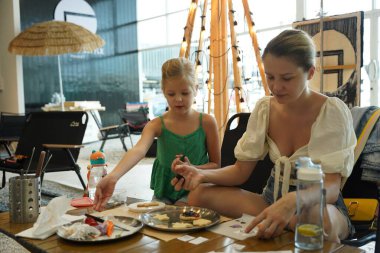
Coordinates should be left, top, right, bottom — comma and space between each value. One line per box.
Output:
93, 174, 118, 211
245, 192, 296, 239
171, 154, 190, 172
171, 164, 204, 191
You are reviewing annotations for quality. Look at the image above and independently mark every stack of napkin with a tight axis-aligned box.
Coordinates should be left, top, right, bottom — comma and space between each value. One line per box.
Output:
16, 196, 84, 240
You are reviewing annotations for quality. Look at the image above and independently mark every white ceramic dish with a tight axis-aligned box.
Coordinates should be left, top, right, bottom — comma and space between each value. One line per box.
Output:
57, 216, 142, 243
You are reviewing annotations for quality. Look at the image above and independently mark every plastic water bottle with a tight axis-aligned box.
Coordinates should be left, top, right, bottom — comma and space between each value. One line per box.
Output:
294, 157, 324, 250
87, 150, 107, 200
87, 166, 104, 200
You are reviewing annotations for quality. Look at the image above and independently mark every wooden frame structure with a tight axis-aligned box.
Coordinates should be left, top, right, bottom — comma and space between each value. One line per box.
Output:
179, 0, 269, 140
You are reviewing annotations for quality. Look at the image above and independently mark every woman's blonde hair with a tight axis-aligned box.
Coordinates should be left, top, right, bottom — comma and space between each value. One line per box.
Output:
161, 57, 197, 91
262, 29, 316, 71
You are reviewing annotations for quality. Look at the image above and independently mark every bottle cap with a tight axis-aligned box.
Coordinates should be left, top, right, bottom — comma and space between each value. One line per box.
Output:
90, 150, 106, 165
295, 156, 312, 168
296, 157, 323, 181
297, 165, 323, 181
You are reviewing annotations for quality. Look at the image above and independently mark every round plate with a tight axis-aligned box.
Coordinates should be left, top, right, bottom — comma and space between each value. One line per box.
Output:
128, 201, 165, 213
57, 216, 143, 243
140, 206, 220, 232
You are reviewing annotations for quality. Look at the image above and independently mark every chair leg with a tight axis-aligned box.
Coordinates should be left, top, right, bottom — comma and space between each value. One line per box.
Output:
100, 131, 109, 151
126, 125, 134, 147
120, 136, 128, 152
100, 140, 106, 151
74, 164, 86, 190
63, 148, 86, 190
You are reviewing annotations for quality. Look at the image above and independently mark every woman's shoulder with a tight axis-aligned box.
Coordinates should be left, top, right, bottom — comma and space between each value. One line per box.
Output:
316, 97, 352, 126
251, 96, 271, 116
323, 97, 351, 115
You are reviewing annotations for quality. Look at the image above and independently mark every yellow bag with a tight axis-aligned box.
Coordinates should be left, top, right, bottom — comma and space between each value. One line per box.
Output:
344, 198, 378, 222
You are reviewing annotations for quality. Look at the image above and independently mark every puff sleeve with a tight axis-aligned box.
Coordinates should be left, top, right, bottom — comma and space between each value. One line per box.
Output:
309, 98, 356, 179
234, 96, 270, 161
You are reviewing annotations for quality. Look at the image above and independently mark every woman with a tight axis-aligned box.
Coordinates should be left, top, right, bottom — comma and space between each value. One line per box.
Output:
172, 29, 356, 242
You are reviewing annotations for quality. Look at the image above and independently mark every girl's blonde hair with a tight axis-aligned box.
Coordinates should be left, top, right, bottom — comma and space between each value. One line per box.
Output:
161, 57, 197, 91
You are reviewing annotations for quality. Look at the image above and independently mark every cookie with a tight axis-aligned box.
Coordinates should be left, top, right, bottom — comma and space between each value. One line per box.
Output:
153, 213, 169, 221
155, 224, 168, 229
179, 210, 201, 221
172, 222, 193, 229
137, 202, 160, 207
193, 218, 212, 226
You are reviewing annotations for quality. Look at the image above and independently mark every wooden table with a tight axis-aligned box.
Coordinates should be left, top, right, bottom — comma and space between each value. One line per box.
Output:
0, 202, 364, 253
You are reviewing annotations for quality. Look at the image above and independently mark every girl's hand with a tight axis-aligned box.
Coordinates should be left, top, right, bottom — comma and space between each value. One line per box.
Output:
93, 175, 117, 211
245, 194, 296, 239
171, 154, 190, 172
171, 164, 204, 191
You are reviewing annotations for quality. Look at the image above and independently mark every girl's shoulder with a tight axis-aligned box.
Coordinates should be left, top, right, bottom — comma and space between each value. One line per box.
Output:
145, 116, 163, 134
200, 112, 217, 127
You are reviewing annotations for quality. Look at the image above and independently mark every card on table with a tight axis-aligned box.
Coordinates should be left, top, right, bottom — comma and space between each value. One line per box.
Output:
208, 213, 258, 240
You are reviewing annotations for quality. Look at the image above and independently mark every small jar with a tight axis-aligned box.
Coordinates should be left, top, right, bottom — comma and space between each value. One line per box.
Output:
294, 157, 324, 251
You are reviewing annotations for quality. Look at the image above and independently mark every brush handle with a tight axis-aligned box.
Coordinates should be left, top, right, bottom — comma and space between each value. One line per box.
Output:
35, 151, 46, 177
85, 213, 104, 223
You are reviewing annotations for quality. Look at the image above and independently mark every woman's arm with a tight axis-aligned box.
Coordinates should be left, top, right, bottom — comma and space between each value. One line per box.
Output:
244, 172, 343, 238
322, 173, 341, 203
174, 160, 257, 191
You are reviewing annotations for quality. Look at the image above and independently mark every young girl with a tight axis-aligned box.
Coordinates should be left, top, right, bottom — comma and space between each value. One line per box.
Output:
93, 57, 220, 210
173, 30, 356, 242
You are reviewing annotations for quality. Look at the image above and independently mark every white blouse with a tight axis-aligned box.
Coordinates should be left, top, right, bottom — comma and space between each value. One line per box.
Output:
234, 96, 357, 201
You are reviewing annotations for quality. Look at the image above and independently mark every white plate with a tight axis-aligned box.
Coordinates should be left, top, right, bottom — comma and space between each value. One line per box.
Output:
140, 206, 220, 232
57, 216, 143, 243
128, 201, 165, 213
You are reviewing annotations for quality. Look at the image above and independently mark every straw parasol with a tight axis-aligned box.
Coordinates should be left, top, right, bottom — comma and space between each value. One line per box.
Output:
8, 20, 105, 110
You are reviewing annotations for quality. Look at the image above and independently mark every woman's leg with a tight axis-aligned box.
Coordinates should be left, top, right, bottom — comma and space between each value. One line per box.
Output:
287, 204, 349, 243
323, 204, 349, 242
188, 183, 269, 218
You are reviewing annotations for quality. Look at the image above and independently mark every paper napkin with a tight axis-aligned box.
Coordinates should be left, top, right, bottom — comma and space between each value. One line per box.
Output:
16, 196, 84, 240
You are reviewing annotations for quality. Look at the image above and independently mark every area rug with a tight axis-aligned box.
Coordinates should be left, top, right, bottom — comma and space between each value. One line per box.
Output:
0, 180, 83, 212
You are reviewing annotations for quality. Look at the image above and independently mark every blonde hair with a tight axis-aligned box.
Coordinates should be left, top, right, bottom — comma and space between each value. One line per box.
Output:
161, 57, 197, 91
262, 29, 316, 71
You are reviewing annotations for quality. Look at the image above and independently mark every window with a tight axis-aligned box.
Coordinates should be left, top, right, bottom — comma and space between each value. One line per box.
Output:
305, 0, 372, 19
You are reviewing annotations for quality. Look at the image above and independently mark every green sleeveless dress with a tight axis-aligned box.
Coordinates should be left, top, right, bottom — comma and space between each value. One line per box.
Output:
150, 113, 209, 202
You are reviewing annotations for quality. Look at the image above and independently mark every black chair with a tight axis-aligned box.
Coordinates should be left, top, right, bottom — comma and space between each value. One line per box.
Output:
341, 157, 378, 247
90, 110, 133, 152
221, 113, 273, 193
0, 112, 27, 157
0, 111, 88, 189
341, 106, 380, 248
119, 108, 149, 135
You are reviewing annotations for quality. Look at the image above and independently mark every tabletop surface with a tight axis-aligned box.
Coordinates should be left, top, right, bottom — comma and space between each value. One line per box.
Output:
0, 199, 364, 253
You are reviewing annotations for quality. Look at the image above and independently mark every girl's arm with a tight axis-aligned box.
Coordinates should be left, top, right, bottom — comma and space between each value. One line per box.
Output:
94, 118, 160, 210
107, 118, 161, 181
196, 113, 221, 170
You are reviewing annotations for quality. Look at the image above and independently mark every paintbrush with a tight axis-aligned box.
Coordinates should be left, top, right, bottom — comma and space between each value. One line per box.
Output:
35, 151, 46, 177
85, 213, 134, 232
25, 147, 35, 175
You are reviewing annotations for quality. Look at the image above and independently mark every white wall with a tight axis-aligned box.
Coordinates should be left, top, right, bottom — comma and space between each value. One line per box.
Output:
0, 0, 24, 113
